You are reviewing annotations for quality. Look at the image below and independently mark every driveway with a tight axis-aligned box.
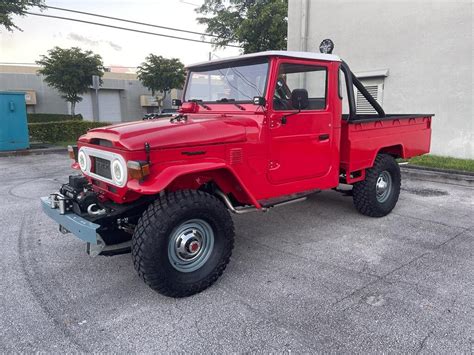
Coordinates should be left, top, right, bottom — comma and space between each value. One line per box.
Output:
0, 154, 472, 352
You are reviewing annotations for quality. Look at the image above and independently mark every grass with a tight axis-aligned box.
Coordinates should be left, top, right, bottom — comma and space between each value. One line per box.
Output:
403, 154, 474, 173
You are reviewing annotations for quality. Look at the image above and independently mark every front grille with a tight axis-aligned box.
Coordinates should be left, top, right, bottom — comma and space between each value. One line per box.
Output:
93, 157, 112, 179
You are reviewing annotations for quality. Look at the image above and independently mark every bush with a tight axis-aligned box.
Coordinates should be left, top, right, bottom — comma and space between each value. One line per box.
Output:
27, 113, 83, 123
29, 120, 110, 143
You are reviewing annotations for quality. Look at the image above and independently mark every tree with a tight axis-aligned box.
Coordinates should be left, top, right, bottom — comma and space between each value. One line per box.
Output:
196, 0, 288, 54
0, 0, 45, 32
137, 54, 186, 112
37, 47, 104, 116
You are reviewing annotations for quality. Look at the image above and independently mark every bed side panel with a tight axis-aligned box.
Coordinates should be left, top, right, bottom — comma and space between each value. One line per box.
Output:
340, 116, 432, 173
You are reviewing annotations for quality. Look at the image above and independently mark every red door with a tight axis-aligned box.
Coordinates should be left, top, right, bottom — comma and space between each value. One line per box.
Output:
267, 60, 334, 184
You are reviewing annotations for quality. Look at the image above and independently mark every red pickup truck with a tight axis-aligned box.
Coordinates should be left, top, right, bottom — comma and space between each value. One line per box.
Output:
42, 48, 433, 297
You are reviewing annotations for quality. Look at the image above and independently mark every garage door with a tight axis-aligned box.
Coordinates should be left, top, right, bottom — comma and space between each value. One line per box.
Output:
99, 90, 122, 122
75, 91, 93, 121
74, 90, 122, 122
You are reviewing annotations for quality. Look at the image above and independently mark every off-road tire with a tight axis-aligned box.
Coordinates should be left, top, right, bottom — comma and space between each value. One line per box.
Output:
131, 190, 234, 297
352, 154, 401, 217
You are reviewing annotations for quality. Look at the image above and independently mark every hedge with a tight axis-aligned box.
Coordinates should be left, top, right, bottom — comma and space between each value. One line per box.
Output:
29, 120, 110, 143
27, 113, 83, 123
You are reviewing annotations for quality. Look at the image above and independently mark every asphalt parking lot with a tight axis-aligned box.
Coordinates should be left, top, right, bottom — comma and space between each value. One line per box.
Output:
0, 153, 472, 353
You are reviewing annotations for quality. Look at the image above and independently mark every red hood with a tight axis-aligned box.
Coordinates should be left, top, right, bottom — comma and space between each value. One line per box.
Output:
79, 115, 257, 151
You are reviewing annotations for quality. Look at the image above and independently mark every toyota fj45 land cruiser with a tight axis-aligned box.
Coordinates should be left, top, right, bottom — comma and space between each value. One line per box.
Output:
41, 45, 433, 297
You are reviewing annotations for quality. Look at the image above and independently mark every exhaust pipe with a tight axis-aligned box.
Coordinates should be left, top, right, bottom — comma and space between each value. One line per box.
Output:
215, 190, 263, 214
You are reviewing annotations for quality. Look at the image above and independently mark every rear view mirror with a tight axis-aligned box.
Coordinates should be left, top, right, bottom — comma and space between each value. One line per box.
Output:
291, 89, 309, 110
172, 99, 182, 107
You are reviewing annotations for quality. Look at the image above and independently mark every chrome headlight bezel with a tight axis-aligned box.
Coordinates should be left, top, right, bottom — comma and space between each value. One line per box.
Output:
78, 149, 88, 171
111, 159, 126, 187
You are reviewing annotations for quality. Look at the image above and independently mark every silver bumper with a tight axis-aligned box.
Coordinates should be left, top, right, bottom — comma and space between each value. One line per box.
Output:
40, 196, 100, 244
40, 195, 131, 257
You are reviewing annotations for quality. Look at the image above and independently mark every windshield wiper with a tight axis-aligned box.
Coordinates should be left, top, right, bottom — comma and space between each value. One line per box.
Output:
189, 99, 211, 110
216, 98, 246, 111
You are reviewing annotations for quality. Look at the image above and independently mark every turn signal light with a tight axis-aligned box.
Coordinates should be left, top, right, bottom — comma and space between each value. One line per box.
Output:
127, 160, 150, 180
68, 145, 78, 161
179, 101, 199, 113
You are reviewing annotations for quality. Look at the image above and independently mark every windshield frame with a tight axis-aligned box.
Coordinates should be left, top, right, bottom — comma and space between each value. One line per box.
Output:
183, 57, 270, 105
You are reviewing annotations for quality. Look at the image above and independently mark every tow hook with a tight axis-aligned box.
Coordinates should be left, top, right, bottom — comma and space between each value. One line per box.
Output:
87, 204, 107, 216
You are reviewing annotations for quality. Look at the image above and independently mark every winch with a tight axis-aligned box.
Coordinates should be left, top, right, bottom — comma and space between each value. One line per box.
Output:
51, 175, 105, 216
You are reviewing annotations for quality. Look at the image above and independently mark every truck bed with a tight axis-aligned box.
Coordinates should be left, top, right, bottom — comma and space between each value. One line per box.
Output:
340, 114, 433, 178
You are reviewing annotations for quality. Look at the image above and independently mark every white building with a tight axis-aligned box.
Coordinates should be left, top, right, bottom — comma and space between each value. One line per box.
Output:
288, 0, 473, 159
0, 65, 179, 122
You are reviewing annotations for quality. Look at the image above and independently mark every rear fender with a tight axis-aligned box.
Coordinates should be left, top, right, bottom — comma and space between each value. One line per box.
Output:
378, 144, 405, 160
126, 161, 261, 208
345, 144, 404, 184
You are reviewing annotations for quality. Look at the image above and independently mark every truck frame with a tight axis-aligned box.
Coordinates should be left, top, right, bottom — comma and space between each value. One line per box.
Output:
41, 49, 433, 297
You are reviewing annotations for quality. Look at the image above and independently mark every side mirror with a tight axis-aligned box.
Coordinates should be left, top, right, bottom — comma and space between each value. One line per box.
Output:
281, 89, 309, 125
253, 96, 266, 106
172, 99, 182, 107
291, 89, 309, 110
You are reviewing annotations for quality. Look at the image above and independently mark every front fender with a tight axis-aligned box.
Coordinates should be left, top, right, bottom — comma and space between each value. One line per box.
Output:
126, 160, 261, 208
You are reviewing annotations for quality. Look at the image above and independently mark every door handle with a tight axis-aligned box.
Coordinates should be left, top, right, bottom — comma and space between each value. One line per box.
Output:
318, 134, 330, 141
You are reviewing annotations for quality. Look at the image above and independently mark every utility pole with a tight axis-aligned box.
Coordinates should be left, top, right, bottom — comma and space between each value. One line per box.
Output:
91, 75, 100, 122
208, 52, 212, 100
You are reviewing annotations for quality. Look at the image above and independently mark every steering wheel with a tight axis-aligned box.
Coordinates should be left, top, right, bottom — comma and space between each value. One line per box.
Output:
273, 78, 292, 110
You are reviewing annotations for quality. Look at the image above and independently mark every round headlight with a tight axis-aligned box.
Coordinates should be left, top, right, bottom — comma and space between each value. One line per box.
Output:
78, 150, 88, 171
111, 159, 126, 186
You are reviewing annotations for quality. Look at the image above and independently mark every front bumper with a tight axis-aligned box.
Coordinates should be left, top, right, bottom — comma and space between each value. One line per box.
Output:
40, 196, 100, 244
40, 195, 132, 257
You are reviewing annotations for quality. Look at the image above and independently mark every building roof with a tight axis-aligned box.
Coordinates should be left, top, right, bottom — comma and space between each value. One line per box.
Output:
0, 65, 139, 80
187, 50, 341, 69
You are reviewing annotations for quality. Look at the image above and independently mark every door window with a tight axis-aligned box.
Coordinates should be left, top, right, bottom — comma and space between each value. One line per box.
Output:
273, 63, 327, 111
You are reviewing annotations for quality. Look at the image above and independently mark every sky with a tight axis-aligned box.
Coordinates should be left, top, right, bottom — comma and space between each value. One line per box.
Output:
0, 0, 241, 70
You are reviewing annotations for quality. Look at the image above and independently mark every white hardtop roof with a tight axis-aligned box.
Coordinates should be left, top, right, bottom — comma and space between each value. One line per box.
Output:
187, 50, 341, 69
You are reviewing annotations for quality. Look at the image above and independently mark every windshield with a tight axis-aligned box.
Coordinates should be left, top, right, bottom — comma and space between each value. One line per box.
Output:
184, 59, 269, 103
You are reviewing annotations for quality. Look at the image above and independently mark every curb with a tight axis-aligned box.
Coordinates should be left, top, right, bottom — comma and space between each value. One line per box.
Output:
0, 147, 67, 157
400, 164, 474, 187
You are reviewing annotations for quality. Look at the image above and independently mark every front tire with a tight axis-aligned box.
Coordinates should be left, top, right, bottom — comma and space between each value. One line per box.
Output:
131, 190, 234, 297
352, 154, 401, 217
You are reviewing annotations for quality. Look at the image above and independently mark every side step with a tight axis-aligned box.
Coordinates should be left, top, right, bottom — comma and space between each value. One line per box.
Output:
215, 189, 319, 214
259, 189, 320, 208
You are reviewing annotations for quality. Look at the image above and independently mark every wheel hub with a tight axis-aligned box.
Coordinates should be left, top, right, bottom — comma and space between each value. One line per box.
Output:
168, 219, 215, 273
377, 177, 388, 191
175, 230, 203, 260
376, 171, 392, 203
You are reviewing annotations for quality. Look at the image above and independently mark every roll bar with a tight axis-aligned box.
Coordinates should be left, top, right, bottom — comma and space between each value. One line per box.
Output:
340, 61, 385, 121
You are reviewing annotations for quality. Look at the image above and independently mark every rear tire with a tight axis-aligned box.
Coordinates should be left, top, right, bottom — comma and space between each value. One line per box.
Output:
352, 154, 401, 217
131, 190, 234, 297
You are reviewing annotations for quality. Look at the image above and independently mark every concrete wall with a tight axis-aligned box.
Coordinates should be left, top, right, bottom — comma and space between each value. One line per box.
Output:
288, 0, 473, 159
0, 66, 179, 122
0, 71, 69, 114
